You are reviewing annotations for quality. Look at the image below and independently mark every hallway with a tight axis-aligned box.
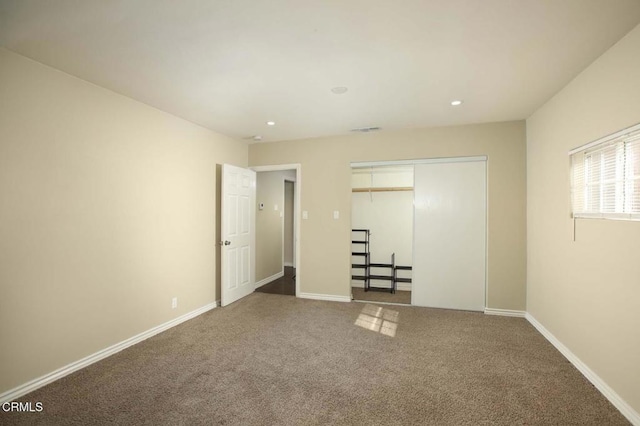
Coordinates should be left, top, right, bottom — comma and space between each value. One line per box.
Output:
255, 267, 295, 296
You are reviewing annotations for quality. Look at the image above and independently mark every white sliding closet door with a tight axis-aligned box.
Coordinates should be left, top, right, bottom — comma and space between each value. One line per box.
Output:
412, 159, 486, 311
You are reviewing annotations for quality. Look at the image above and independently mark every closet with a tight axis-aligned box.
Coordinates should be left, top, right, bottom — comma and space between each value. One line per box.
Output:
351, 158, 487, 311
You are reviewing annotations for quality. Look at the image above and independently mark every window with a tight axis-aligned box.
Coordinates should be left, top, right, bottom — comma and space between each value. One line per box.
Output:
570, 123, 640, 220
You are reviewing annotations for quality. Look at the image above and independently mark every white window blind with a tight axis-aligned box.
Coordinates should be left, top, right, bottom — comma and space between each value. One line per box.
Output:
570, 124, 640, 220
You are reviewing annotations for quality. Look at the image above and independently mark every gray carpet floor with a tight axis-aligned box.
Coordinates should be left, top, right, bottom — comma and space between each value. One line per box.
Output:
1, 293, 629, 425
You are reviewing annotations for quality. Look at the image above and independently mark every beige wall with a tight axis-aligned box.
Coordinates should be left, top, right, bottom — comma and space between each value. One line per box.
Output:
249, 121, 527, 307
0, 49, 247, 394
527, 24, 640, 414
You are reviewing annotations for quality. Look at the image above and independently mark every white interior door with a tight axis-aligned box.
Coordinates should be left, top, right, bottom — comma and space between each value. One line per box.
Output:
412, 159, 486, 311
221, 164, 256, 307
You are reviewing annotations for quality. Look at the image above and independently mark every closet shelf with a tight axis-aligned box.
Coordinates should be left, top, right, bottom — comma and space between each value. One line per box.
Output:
369, 274, 393, 281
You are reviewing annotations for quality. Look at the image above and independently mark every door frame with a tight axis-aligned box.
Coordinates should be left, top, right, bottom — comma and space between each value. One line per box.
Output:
251, 164, 302, 297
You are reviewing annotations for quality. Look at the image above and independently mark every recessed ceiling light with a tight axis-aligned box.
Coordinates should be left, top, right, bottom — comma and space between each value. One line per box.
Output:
451, 100, 463, 106
331, 86, 348, 94
266, 121, 275, 126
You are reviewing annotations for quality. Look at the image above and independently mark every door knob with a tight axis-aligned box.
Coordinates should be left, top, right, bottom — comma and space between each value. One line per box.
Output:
224, 240, 231, 246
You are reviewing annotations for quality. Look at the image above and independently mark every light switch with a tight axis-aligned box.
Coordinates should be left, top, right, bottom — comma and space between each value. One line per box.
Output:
333, 210, 340, 219
279, 211, 283, 218
274, 204, 278, 211
302, 211, 308, 220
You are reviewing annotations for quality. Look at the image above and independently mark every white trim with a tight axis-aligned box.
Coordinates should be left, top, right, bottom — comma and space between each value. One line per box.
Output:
299, 292, 351, 303
484, 308, 526, 318
573, 212, 640, 221
255, 271, 284, 288
351, 155, 487, 168
526, 313, 640, 425
352, 299, 410, 307
0, 303, 216, 404
294, 166, 300, 297
568, 121, 640, 155
351, 282, 412, 291
352, 165, 415, 174
484, 159, 489, 313
251, 163, 300, 173
284, 262, 294, 267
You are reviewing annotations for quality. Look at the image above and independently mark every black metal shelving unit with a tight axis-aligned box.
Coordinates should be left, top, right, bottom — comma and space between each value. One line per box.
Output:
368, 252, 395, 293
394, 265, 413, 291
351, 229, 370, 289
351, 229, 412, 294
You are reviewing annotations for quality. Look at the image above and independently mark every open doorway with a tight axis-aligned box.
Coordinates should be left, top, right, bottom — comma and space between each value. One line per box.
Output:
252, 166, 299, 296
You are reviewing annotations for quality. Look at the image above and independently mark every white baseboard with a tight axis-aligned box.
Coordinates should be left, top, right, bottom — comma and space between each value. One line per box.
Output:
351, 282, 412, 291
526, 313, 640, 425
484, 308, 526, 318
299, 292, 351, 303
255, 271, 284, 288
0, 302, 216, 404
352, 299, 409, 307
284, 262, 294, 267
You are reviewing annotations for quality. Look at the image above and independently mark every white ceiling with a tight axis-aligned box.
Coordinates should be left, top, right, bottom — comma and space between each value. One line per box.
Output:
2, 1, 640, 143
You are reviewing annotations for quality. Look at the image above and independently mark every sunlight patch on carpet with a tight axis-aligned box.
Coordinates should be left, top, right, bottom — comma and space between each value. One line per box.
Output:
355, 304, 399, 337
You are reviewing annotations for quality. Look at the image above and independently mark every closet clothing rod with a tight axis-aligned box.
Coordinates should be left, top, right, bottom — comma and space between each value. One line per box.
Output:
352, 187, 413, 193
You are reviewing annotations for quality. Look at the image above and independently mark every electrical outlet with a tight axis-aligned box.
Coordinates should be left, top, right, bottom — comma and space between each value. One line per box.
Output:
172, 297, 178, 309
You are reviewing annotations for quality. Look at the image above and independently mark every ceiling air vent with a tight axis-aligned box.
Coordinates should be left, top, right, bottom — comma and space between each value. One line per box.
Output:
350, 127, 381, 133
